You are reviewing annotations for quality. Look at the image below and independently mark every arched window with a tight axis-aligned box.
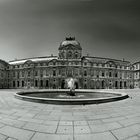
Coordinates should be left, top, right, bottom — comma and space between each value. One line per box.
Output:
22, 81, 24, 87
124, 81, 127, 88
40, 80, 43, 87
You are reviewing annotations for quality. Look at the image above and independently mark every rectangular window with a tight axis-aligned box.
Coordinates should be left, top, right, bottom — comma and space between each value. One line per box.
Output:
28, 71, 30, 77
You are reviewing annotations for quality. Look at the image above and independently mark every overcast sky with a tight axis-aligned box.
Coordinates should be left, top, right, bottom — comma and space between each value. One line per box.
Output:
0, 0, 140, 63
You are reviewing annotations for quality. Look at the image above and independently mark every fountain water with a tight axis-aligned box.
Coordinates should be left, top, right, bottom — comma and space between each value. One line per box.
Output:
65, 78, 76, 96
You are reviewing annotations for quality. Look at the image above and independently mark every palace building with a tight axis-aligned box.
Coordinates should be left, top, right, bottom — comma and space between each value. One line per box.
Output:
0, 37, 136, 89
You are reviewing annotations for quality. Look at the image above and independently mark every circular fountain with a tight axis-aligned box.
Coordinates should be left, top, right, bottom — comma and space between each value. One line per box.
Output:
15, 78, 129, 105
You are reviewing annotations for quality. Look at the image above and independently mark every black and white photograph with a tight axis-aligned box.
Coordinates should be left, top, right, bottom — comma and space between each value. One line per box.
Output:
0, 0, 140, 140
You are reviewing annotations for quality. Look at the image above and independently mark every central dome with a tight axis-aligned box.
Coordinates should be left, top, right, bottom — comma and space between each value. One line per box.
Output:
59, 37, 82, 50
58, 37, 82, 59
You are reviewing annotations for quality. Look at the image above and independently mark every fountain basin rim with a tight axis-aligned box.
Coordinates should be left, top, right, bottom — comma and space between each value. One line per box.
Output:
15, 89, 129, 105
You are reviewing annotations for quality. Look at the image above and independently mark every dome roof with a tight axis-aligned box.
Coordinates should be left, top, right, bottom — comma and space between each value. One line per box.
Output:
59, 37, 82, 50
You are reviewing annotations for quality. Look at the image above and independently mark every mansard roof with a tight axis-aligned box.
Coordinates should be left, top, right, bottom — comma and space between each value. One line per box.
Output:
0, 59, 8, 66
132, 61, 140, 65
9, 56, 58, 65
83, 56, 131, 66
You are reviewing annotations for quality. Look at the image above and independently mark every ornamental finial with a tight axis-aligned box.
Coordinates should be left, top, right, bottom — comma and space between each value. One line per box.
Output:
65, 37, 75, 41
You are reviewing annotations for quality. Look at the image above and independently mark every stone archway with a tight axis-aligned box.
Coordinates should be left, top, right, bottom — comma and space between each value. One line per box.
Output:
75, 81, 79, 89
61, 80, 65, 89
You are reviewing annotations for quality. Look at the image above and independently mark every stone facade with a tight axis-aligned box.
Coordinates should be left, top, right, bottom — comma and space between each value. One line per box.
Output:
0, 60, 8, 88
0, 37, 135, 89
133, 62, 140, 88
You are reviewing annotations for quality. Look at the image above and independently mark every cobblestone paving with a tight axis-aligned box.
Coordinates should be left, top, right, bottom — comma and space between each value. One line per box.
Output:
0, 89, 139, 140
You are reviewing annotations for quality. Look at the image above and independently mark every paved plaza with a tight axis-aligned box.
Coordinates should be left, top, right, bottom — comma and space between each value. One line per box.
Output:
0, 89, 139, 140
